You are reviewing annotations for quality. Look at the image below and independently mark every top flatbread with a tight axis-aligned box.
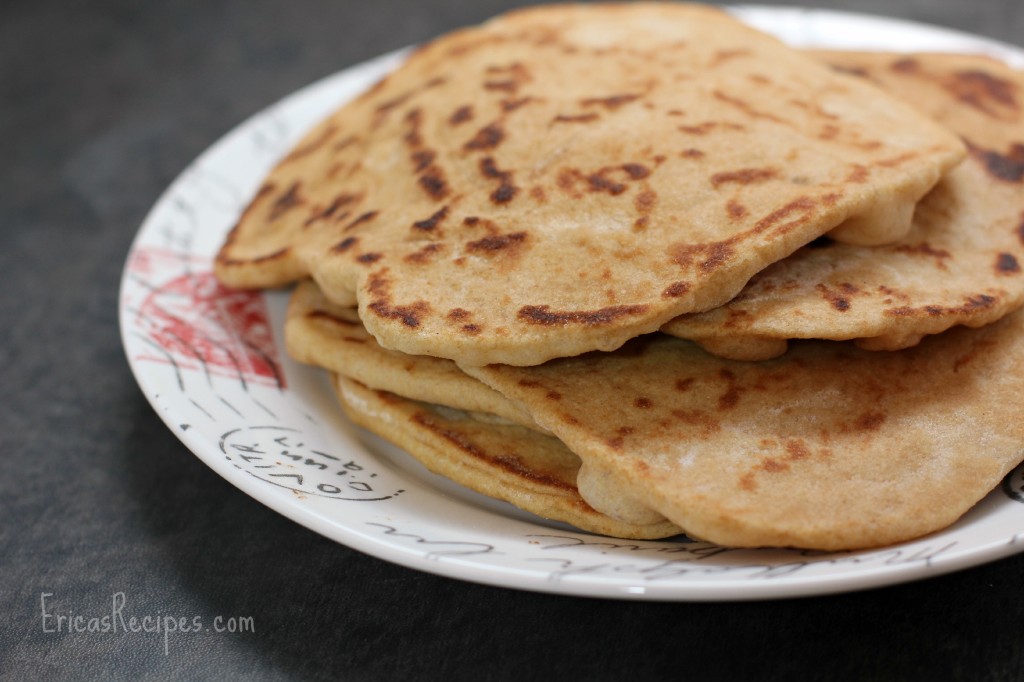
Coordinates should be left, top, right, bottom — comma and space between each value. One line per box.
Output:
215, 3, 963, 366
663, 52, 1024, 360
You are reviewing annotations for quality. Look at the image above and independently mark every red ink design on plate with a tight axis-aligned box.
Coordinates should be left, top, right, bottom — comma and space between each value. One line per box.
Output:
127, 247, 284, 388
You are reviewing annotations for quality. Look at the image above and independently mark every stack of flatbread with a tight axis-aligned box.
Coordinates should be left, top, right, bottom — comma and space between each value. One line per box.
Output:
215, 3, 1024, 550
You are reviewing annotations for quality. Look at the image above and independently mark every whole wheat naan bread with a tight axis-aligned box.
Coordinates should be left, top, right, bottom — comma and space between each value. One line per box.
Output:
289, 278, 673, 525
333, 375, 682, 539
463, 309, 1024, 550
663, 52, 1024, 360
290, 281, 676, 533
216, 3, 963, 366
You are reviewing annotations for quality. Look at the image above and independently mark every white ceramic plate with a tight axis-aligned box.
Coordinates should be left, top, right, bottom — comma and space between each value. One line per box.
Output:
119, 7, 1024, 601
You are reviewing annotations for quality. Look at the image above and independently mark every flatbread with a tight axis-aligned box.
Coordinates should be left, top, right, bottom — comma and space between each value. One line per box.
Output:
333, 374, 682, 539
463, 310, 1024, 550
215, 3, 964, 367
289, 278, 677, 525
663, 52, 1024, 360
291, 282, 676, 534
285, 279, 539, 430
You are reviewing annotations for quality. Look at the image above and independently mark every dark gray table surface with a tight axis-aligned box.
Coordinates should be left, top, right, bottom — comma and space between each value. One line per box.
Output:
4, 0, 1024, 679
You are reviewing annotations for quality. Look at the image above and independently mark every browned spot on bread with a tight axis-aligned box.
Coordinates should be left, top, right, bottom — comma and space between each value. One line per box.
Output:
622, 163, 650, 180
556, 168, 583, 198
464, 122, 505, 151
404, 108, 452, 200
886, 294, 998, 318
670, 241, 735, 273
997, 252, 1021, 274
546, 390, 562, 401
815, 121, 839, 140
365, 269, 429, 327
713, 90, 787, 124
680, 148, 705, 159
854, 411, 886, 431
304, 193, 361, 227
343, 210, 379, 232
282, 124, 338, 163
517, 304, 649, 326
461, 324, 482, 335
711, 167, 778, 189
605, 435, 626, 450
716, 369, 742, 410
466, 231, 527, 254
719, 309, 752, 330
367, 271, 390, 296
710, 48, 751, 67
561, 164, 652, 197
531, 185, 546, 202
580, 93, 641, 110
760, 458, 788, 473
403, 108, 424, 147
753, 196, 816, 236
816, 283, 853, 312
891, 57, 920, 74
662, 281, 690, 298
831, 63, 870, 78
368, 299, 431, 328
1018, 212, 1024, 245
419, 166, 451, 200
944, 70, 1019, 117
635, 188, 657, 215
357, 252, 382, 264
587, 172, 627, 195
739, 472, 757, 491
405, 243, 444, 264
411, 150, 435, 172
953, 338, 997, 372
893, 242, 952, 267
410, 412, 573, 490
447, 308, 470, 321
333, 134, 357, 152
374, 91, 414, 127
479, 157, 518, 204
678, 122, 719, 135
726, 199, 747, 220
634, 397, 653, 409
269, 182, 304, 221
553, 113, 601, 124
846, 165, 870, 183
412, 206, 449, 232
784, 438, 811, 461
333, 236, 359, 253
671, 409, 720, 435
675, 377, 694, 392
501, 97, 535, 112
449, 105, 473, 125
968, 141, 1024, 183
483, 62, 532, 93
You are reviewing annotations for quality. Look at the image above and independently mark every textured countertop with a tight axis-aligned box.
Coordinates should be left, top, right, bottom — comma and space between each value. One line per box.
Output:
3, 0, 1024, 678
